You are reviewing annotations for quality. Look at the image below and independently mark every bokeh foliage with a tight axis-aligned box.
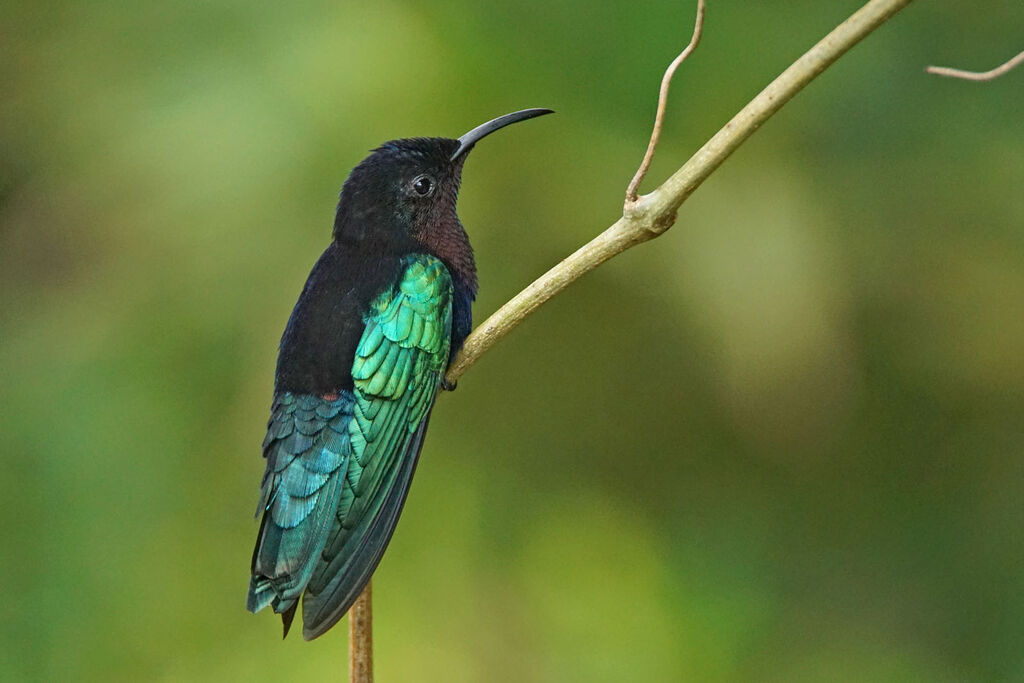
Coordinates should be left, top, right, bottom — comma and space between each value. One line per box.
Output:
2, 1, 1022, 680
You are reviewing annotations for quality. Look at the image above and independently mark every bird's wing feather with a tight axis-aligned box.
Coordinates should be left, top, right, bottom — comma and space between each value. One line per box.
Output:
300, 254, 453, 639
247, 392, 354, 619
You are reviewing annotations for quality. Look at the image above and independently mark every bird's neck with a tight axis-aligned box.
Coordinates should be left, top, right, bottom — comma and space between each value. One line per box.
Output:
419, 216, 478, 301
417, 216, 478, 355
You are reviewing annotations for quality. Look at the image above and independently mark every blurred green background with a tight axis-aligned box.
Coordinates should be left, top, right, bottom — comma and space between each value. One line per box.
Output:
3, 1, 1023, 680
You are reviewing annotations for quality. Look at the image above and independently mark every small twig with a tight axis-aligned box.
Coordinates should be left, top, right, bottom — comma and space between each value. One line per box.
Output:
349, 582, 373, 683
926, 49, 1024, 81
625, 0, 707, 208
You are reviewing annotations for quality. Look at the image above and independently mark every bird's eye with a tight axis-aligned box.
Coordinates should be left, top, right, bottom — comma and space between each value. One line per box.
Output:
412, 175, 434, 196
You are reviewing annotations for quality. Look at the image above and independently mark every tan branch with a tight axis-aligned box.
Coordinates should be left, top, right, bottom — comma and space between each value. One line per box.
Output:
926, 49, 1024, 81
625, 0, 706, 207
443, 0, 915, 387
349, 583, 373, 683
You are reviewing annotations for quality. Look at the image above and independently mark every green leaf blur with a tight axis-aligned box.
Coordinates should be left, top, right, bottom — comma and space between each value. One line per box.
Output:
2, 1, 1022, 680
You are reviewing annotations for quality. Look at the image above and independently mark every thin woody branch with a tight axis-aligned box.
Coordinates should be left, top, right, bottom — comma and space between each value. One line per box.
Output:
926, 49, 1024, 81
625, 0, 706, 207
444, 0, 915, 387
349, 582, 373, 683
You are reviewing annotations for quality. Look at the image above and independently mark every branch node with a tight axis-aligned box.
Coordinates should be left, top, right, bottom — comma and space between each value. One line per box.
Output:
624, 0, 706, 211
651, 209, 678, 234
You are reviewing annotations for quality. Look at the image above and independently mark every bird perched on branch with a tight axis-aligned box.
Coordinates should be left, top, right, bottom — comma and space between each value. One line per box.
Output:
247, 108, 553, 640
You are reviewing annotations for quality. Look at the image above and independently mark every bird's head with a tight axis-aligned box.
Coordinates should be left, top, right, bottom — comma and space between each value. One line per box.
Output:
332, 108, 553, 250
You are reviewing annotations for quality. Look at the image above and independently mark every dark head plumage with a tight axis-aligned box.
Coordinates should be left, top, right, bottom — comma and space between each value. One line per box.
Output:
332, 108, 554, 257
332, 137, 464, 251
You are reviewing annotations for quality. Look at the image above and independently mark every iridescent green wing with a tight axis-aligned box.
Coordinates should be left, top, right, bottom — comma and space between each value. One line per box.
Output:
247, 392, 354, 625
301, 253, 453, 639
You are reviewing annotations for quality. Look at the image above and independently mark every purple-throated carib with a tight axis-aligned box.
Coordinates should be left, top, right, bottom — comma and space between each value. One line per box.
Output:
247, 108, 553, 639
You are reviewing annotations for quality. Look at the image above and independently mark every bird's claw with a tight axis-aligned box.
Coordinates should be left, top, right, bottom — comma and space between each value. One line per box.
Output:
441, 376, 458, 392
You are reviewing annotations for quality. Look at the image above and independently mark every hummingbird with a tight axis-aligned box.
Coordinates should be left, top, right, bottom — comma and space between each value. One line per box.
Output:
247, 108, 553, 640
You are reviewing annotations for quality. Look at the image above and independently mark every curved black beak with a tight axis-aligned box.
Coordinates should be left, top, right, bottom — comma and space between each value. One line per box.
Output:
451, 108, 554, 161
